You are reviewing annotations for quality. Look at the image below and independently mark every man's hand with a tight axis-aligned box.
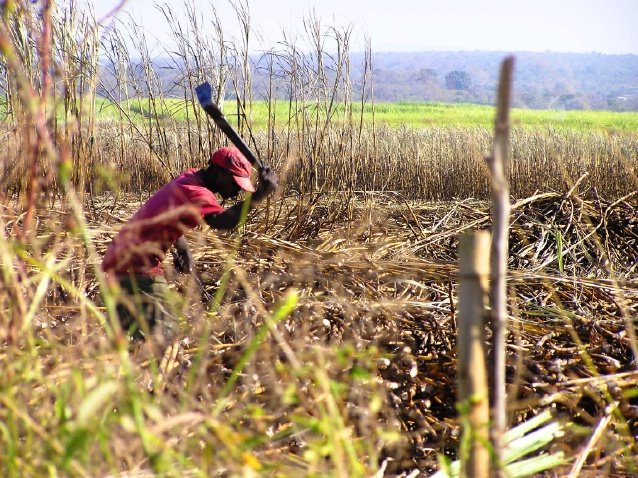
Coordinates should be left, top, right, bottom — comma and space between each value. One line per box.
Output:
252, 166, 278, 203
173, 237, 212, 303
173, 236, 193, 274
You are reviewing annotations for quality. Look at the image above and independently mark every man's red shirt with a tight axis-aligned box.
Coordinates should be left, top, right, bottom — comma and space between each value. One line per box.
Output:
102, 169, 223, 276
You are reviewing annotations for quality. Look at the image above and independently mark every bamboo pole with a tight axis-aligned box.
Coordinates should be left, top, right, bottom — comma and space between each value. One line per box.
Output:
458, 231, 491, 478
486, 55, 514, 475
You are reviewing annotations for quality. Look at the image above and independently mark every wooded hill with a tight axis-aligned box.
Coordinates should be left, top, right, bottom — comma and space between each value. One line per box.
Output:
352, 51, 638, 111
98, 51, 638, 112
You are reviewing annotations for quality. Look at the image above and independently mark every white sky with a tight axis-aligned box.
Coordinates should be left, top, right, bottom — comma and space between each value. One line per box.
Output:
77, 0, 637, 55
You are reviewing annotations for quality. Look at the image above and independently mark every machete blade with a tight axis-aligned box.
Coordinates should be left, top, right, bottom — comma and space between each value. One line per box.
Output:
195, 81, 213, 107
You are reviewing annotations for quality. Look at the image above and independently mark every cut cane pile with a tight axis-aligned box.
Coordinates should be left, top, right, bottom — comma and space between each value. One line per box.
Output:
181, 190, 638, 475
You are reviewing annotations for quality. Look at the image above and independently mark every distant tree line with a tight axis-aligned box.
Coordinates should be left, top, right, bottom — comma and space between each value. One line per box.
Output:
98, 51, 638, 111
352, 51, 638, 111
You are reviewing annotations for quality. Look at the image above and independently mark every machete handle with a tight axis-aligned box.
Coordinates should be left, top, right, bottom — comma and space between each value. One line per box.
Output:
195, 81, 263, 171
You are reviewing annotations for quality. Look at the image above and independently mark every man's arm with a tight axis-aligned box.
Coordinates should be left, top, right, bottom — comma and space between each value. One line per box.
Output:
172, 236, 212, 302
204, 166, 278, 230
204, 202, 248, 230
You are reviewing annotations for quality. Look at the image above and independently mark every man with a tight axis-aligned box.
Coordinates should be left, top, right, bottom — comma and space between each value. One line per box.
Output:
102, 146, 278, 344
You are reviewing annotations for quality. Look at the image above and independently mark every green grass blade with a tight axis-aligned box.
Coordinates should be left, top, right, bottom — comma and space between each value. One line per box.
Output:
505, 452, 567, 478
75, 381, 119, 427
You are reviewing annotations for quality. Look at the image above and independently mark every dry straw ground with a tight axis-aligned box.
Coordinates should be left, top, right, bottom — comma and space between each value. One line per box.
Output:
3, 185, 638, 476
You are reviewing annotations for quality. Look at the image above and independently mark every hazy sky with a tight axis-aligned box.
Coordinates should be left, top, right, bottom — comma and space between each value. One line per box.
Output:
78, 0, 637, 54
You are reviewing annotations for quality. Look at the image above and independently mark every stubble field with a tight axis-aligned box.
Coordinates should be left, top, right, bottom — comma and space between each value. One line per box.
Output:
3, 126, 638, 475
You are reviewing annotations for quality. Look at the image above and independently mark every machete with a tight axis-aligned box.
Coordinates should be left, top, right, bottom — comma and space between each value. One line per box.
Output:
195, 81, 263, 171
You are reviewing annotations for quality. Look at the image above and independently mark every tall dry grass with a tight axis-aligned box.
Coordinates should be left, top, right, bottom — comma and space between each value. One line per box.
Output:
3, 1, 636, 203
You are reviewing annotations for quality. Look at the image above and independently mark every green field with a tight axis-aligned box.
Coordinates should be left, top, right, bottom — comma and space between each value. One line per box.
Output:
92, 97, 638, 131
2, 95, 634, 131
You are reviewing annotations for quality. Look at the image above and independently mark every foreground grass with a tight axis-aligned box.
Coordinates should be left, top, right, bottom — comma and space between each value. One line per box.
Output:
91, 97, 638, 132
